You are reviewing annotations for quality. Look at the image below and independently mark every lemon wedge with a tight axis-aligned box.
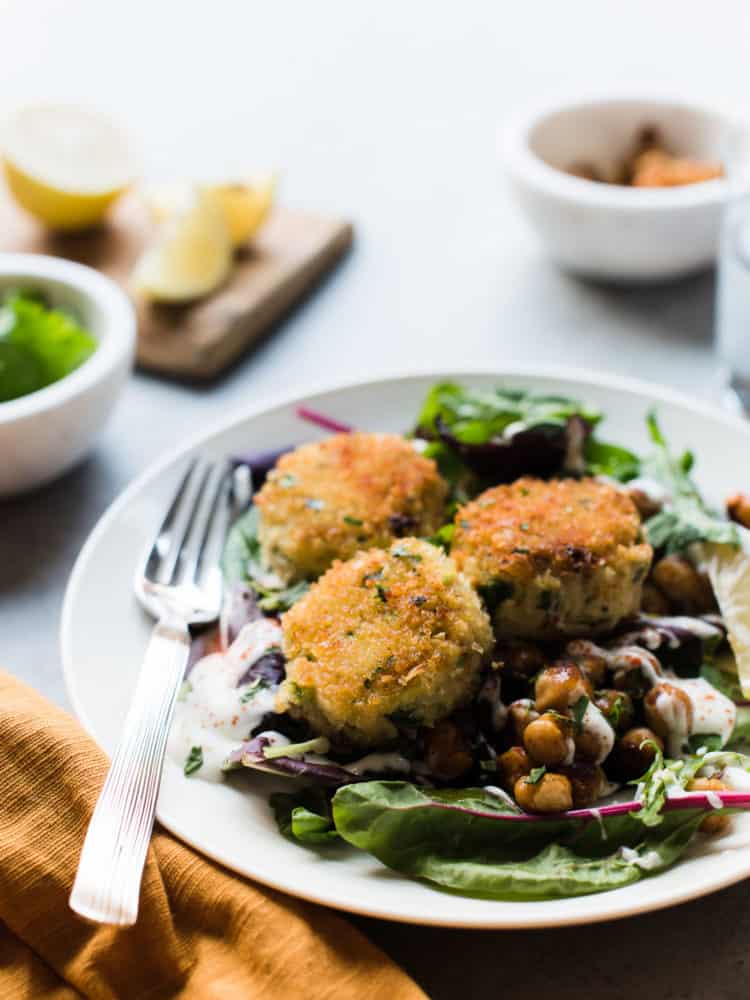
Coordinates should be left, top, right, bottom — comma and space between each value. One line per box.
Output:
132, 188, 232, 303
146, 176, 275, 247
696, 541, 750, 697
2, 105, 133, 230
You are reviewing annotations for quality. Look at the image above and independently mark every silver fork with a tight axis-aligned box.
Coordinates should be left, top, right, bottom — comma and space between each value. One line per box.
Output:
69, 457, 234, 926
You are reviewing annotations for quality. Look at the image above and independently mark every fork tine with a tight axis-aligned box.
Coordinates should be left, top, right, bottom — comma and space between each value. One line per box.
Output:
154, 459, 211, 585
178, 461, 232, 585
142, 458, 199, 583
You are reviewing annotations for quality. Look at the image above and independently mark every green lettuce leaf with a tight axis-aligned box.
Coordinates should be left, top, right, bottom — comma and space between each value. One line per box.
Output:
416, 382, 601, 444
642, 413, 739, 554
635, 748, 750, 826
330, 781, 713, 901
0, 291, 96, 402
583, 437, 641, 481
271, 788, 338, 845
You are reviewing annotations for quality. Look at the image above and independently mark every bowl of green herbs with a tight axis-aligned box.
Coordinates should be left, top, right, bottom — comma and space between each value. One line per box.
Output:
0, 254, 135, 496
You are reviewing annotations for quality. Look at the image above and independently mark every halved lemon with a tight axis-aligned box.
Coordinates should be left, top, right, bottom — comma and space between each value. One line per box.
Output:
132, 188, 232, 303
2, 105, 133, 230
146, 176, 275, 247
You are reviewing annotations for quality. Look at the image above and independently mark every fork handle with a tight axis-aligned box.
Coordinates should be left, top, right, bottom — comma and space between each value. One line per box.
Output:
69, 616, 190, 926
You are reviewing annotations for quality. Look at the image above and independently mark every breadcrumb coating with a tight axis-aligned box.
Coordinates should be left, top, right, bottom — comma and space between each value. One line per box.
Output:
255, 433, 447, 583
278, 538, 493, 747
452, 477, 652, 638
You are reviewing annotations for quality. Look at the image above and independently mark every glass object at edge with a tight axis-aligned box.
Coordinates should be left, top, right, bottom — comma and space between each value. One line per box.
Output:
716, 125, 750, 414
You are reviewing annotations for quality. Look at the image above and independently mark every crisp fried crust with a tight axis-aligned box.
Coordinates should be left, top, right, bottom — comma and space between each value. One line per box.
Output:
255, 433, 447, 583
452, 477, 652, 638
278, 538, 493, 747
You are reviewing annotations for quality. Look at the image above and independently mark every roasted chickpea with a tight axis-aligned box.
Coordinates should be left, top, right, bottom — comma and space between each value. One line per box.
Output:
643, 683, 693, 744
497, 746, 533, 791
496, 639, 545, 678
594, 690, 634, 733
608, 726, 664, 781
651, 555, 715, 615
627, 487, 662, 521
727, 492, 750, 530
641, 582, 670, 615
514, 772, 573, 813
560, 763, 607, 807
573, 652, 608, 687
523, 714, 573, 767
610, 649, 658, 696
574, 703, 615, 764
687, 777, 731, 835
534, 662, 593, 713
508, 699, 539, 744
424, 720, 473, 782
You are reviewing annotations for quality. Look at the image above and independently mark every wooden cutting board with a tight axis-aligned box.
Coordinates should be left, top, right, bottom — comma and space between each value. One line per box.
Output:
0, 194, 353, 379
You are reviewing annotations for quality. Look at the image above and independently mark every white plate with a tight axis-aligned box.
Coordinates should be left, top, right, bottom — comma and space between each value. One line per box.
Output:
61, 367, 750, 928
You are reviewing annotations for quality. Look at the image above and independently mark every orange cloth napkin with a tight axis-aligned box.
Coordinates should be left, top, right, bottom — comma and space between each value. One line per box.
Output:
0, 671, 427, 1000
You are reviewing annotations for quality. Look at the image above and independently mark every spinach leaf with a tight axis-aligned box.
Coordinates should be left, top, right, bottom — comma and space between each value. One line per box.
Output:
223, 504, 262, 583
271, 788, 339, 845
330, 781, 710, 901
222, 504, 309, 611
641, 413, 739, 554
583, 437, 641, 481
385, 823, 701, 901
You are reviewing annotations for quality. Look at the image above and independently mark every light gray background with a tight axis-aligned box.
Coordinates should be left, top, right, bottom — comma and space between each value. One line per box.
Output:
2, 2, 749, 997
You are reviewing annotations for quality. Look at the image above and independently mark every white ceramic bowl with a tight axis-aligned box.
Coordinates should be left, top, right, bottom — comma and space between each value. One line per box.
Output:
0, 254, 136, 496
502, 96, 731, 282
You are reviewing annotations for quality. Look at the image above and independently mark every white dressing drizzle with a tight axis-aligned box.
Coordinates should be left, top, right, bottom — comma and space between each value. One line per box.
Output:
168, 618, 283, 782
566, 637, 736, 756
722, 766, 750, 792
346, 752, 411, 776
581, 699, 615, 764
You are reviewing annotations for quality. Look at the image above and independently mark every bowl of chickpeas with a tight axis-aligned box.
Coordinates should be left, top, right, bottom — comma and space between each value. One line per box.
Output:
502, 94, 733, 282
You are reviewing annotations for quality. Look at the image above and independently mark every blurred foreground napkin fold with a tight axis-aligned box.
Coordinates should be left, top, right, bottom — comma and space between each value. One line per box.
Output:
0, 672, 427, 1000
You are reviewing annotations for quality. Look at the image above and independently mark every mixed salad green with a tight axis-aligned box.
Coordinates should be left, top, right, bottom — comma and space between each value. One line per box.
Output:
0, 290, 96, 403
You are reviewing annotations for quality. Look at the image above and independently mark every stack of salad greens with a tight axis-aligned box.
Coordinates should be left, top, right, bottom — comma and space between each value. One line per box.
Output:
0, 290, 96, 403
216, 382, 750, 902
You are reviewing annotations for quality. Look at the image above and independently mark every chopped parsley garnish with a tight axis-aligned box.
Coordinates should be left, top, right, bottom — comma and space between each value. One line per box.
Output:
392, 544, 422, 561
240, 677, 269, 703
571, 695, 589, 731
687, 733, 723, 754
184, 746, 204, 776
343, 515, 363, 526
427, 523, 455, 551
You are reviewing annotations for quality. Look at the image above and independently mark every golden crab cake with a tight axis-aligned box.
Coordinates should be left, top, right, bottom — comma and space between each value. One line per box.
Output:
452, 477, 652, 639
254, 432, 447, 583
278, 538, 493, 747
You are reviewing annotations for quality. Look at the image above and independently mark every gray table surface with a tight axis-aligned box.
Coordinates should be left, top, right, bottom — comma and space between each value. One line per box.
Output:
3, 2, 750, 997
